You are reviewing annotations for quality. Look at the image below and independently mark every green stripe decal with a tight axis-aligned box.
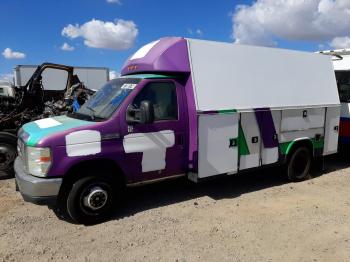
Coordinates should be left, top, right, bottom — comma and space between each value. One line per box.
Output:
311, 137, 324, 150
280, 137, 324, 155
218, 109, 237, 114
280, 141, 292, 155
238, 123, 250, 156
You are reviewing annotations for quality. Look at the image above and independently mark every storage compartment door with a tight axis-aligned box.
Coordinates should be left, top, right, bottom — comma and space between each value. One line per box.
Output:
281, 108, 325, 132
239, 112, 261, 170
198, 113, 238, 178
255, 109, 280, 165
324, 106, 340, 155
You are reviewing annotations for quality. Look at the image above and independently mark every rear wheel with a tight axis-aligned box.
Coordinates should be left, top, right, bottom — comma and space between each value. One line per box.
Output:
287, 146, 311, 181
66, 176, 119, 224
0, 133, 17, 178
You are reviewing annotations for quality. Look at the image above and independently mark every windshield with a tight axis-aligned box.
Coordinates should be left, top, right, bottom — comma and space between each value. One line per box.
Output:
75, 77, 141, 120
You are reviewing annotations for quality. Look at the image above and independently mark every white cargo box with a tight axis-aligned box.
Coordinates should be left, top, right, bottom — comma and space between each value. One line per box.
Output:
187, 39, 339, 111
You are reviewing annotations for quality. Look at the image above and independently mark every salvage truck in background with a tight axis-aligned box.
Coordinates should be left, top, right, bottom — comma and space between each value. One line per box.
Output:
15, 37, 340, 224
0, 63, 109, 177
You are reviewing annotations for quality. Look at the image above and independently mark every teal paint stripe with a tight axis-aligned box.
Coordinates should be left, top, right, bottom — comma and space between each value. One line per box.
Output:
23, 115, 92, 146
122, 74, 173, 79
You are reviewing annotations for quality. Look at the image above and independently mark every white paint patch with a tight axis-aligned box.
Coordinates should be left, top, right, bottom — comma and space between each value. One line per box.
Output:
35, 118, 62, 129
66, 130, 101, 157
121, 83, 137, 90
130, 40, 160, 60
123, 130, 175, 173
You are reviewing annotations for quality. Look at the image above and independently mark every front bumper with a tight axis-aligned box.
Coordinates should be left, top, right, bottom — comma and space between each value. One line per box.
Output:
14, 157, 62, 206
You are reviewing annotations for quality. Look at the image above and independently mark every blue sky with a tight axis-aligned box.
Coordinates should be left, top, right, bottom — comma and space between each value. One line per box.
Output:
1, 0, 349, 81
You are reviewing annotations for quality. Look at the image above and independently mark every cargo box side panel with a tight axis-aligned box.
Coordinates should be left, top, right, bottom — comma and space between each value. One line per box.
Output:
324, 106, 340, 155
187, 39, 339, 111
198, 114, 238, 178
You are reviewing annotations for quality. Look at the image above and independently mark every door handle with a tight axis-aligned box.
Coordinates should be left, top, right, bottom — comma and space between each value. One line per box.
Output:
176, 134, 184, 145
252, 136, 259, 143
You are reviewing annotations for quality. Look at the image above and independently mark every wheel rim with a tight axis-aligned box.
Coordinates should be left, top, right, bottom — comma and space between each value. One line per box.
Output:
292, 149, 309, 179
0, 143, 16, 176
80, 183, 111, 216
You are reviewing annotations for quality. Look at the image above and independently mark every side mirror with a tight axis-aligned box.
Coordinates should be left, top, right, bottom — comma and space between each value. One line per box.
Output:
126, 100, 154, 124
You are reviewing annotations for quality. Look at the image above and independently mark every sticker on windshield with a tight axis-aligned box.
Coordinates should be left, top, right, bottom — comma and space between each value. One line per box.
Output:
121, 83, 137, 90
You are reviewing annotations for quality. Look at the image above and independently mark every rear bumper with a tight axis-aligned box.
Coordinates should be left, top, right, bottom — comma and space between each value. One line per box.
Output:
14, 157, 62, 206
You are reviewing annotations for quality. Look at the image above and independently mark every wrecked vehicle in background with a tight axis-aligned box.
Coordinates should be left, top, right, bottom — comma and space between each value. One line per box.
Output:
0, 63, 109, 177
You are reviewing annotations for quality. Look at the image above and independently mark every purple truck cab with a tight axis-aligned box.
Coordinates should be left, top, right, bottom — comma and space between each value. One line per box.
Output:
15, 37, 340, 223
15, 37, 198, 223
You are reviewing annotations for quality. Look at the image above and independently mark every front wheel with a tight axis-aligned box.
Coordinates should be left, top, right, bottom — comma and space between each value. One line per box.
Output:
287, 146, 312, 181
66, 176, 118, 224
0, 133, 17, 178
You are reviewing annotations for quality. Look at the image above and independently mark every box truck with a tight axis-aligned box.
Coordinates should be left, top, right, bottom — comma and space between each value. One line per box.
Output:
319, 49, 350, 145
14, 65, 109, 91
15, 37, 340, 223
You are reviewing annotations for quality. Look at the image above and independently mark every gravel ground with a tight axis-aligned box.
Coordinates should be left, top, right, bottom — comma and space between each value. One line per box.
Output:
1, 154, 350, 262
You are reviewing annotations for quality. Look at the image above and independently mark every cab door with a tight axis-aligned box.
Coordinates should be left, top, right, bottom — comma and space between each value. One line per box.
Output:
121, 79, 188, 183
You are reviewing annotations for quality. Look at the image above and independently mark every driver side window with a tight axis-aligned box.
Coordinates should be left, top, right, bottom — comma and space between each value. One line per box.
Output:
133, 82, 178, 121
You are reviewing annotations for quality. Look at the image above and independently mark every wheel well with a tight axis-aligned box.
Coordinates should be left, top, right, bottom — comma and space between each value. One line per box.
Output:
287, 139, 314, 159
61, 159, 126, 193
0, 132, 17, 145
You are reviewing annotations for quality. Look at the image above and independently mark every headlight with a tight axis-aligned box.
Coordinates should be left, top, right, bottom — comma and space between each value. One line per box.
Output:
27, 147, 52, 177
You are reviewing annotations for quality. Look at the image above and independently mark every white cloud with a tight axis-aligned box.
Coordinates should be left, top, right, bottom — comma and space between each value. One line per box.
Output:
61, 42, 75, 51
109, 70, 120, 80
330, 37, 350, 49
2, 48, 26, 59
232, 0, 350, 47
187, 28, 204, 37
62, 19, 138, 50
0, 73, 14, 82
107, 0, 121, 4
196, 29, 203, 37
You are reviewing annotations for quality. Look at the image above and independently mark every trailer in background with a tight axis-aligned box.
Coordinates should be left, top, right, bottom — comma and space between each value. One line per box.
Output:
319, 49, 350, 144
14, 65, 109, 91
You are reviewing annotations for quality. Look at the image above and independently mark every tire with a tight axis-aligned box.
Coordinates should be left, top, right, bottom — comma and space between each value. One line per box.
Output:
0, 133, 17, 178
287, 146, 312, 181
66, 176, 119, 224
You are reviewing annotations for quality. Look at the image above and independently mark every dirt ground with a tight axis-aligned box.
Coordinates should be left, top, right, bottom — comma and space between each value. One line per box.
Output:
1, 155, 350, 262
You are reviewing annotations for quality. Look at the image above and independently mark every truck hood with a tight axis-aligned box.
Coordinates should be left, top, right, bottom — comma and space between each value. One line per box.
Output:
21, 115, 93, 146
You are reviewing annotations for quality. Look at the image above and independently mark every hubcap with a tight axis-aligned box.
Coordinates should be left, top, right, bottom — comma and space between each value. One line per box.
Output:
83, 186, 108, 211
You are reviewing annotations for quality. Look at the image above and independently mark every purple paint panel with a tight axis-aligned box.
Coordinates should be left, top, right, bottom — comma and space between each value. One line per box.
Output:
254, 108, 279, 148
121, 37, 191, 75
